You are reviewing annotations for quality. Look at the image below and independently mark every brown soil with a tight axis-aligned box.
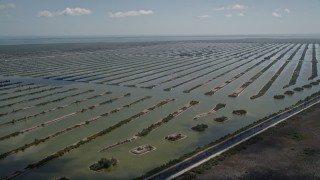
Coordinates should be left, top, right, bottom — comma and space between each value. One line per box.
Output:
183, 104, 320, 180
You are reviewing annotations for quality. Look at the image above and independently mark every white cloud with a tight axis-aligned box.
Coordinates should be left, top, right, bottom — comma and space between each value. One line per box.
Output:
272, 12, 282, 17
0, 3, 15, 10
110, 10, 153, 18
231, 4, 246, 10
38, 7, 91, 18
226, 14, 233, 17
60, 8, 91, 16
214, 4, 247, 11
237, 12, 244, 17
284, 8, 291, 13
198, 15, 209, 18
272, 8, 291, 17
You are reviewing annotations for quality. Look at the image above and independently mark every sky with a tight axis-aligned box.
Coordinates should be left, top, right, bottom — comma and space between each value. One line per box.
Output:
0, 0, 320, 36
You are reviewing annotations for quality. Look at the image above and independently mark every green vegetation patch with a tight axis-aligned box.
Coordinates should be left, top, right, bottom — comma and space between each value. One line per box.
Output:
293, 87, 304, 92
232, 109, 247, 115
191, 124, 208, 132
284, 90, 294, 95
302, 84, 312, 89
274, 95, 285, 99
290, 132, 304, 141
303, 148, 320, 156
89, 158, 117, 171
214, 103, 226, 111
214, 116, 228, 122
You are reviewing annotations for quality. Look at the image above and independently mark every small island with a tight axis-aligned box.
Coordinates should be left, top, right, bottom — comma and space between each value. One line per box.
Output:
274, 95, 285, 99
190, 100, 200, 105
302, 84, 312, 89
214, 116, 228, 122
130, 144, 156, 155
232, 109, 247, 115
293, 87, 304, 92
191, 124, 208, 132
165, 133, 187, 141
284, 90, 294, 95
89, 158, 118, 171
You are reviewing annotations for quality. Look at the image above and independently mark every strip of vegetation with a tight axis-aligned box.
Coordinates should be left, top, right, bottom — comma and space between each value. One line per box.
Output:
0, 88, 78, 109
229, 44, 292, 97
181, 44, 276, 93
66, 55, 191, 83
77, 56, 188, 83
205, 60, 267, 96
2, 85, 50, 99
287, 43, 303, 60
163, 57, 251, 91
193, 103, 226, 120
309, 44, 318, 80
250, 44, 298, 99
115, 56, 220, 85
159, 58, 238, 90
0, 81, 21, 88
0, 83, 34, 92
0, 86, 62, 102
137, 101, 199, 136
100, 100, 198, 152
135, 90, 320, 180
0, 91, 109, 127
12, 84, 47, 93
129, 56, 223, 88
97, 56, 195, 84
0, 95, 153, 159
302, 84, 312, 89
0, 93, 129, 141
139, 45, 260, 90
284, 44, 309, 88
0, 98, 173, 165
293, 87, 304, 92
124, 45, 257, 88
0, 80, 10, 84
35, 90, 96, 107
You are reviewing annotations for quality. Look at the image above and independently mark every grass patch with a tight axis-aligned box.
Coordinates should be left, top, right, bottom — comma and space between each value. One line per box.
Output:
214, 116, 228, 122
274, 95, 285, 99
290, 132, 304, 141
284, 90, 294, 95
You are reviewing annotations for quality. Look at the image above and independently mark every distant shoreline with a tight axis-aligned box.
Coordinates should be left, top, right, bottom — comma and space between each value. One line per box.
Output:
1, 34, 320, 46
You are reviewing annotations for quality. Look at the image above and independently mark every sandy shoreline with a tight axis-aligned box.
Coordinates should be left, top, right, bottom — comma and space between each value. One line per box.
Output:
179, 103, 320, 180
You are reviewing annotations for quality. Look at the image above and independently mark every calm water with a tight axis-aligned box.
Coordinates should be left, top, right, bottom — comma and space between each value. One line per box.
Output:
0, 38, 319, 179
